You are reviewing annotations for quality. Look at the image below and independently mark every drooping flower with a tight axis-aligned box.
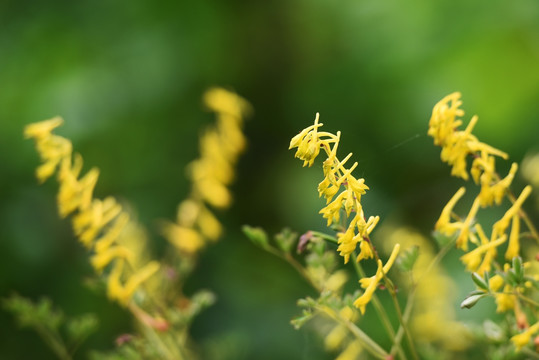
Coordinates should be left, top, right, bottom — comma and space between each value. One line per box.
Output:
353, 244, 400, 314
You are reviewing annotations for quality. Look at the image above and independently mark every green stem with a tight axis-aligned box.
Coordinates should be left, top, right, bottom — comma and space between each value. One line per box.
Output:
34, 324, 72, 360
390, 289, 415, 358
352, 251, 407, 360
264, 246, 322, 291
316, 305, 389, 360
311, 231, 339, 244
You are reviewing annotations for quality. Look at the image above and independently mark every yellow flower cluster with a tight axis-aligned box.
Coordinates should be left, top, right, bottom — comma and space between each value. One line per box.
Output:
430, 93, 532, 275
290, 114, 400, 314
289, 113, 380, 264
24, 117, 159, 306
162, 88, 250, 254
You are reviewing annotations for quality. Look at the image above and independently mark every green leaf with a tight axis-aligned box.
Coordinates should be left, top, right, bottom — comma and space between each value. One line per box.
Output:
432, 231, 454, 247
512, 256, 523, 283
66, 313, 98, 344
274, 228, 298, 253
242, 225, 269, 250
472, 272, 489, 291
397, 245, 419, 272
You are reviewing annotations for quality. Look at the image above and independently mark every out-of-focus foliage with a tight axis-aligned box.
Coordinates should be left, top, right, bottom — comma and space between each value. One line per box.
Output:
1, 0, 539, 359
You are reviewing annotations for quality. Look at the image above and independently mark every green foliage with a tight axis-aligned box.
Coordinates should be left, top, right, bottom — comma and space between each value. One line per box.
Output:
397, 245, 419, 272
3, 294, 98, 360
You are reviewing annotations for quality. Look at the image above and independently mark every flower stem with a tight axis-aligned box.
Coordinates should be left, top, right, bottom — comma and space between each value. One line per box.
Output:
352, 251, 407, 360
316, 305, 389, 360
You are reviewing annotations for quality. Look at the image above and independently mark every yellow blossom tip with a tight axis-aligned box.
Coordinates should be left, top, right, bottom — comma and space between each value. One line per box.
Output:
24, 116, 64, 139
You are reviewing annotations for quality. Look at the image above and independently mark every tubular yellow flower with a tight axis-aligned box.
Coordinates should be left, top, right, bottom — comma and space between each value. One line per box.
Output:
459, 235, 506, 273
435, 187, 466, 237
511, 321, 539, 351
505, 213, 521, 260
353, 244, 400, 314
492, 185, 532, 240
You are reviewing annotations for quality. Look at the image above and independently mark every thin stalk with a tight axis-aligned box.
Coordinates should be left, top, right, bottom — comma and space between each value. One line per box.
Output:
34, 324, 72, 360
368, 243, 419, 360
390, 290, 415, 358
264, 246, 322, 292
316, 305, 389, 360
352, 251, 407, 360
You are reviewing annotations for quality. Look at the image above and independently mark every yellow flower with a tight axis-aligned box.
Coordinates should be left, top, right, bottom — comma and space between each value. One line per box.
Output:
511, 321, 539, 351
489, 274, 504, 292
353, 244, 400, 314
335, 340, 362, 360
505, 213, 521, 260
494, 285, 516, 313
460, 235, 506, 273
435, 187, 466, 237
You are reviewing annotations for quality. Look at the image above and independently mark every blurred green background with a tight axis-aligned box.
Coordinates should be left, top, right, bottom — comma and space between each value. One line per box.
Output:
1, 0, 539, 359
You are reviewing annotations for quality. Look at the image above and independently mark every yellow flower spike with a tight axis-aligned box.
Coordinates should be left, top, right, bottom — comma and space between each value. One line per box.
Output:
435, 187, 466, 237
511, 322, 539, 351
491, 162, 518, 205
90, 245, 132, 273
460, 235, 506, 272
505, 213, 521, 260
